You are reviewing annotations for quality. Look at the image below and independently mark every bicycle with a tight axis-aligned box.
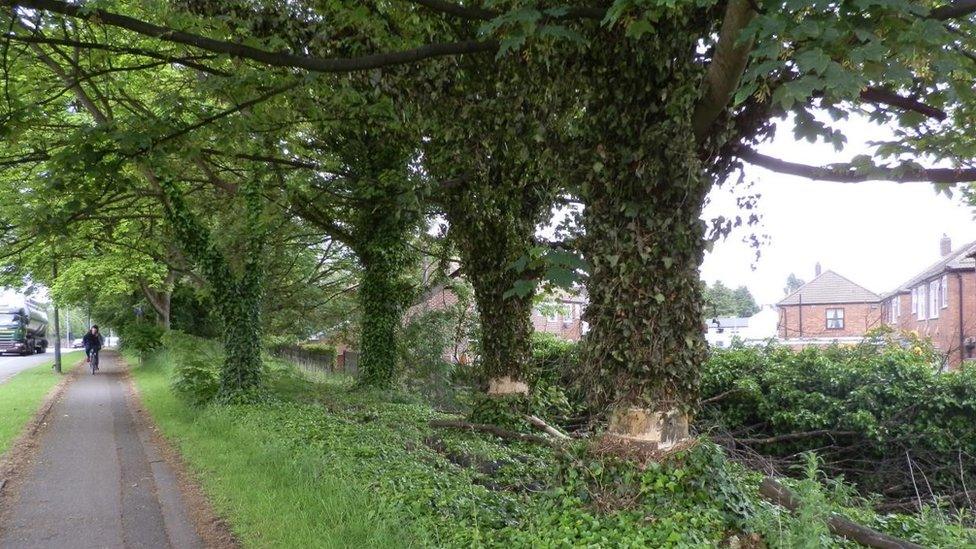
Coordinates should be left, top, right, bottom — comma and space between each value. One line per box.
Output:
88, 350, 100, 375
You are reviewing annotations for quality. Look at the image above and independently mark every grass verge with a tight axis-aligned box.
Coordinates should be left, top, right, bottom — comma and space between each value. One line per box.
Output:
129, 336, 976, 548
129, 348, 414, 548
0, 352, 82, 456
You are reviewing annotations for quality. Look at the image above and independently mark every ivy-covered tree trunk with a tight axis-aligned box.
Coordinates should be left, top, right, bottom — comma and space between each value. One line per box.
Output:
467, 249, 534, 395
577, 21, 709, 448
159, 175, 267, 400
443, 183, 538, 402
216, 268, 264, 398
357, 251, 406, 388
355, 210, 414, 388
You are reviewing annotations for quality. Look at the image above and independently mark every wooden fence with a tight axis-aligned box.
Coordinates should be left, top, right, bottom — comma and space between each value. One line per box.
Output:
271, 345, 359, 379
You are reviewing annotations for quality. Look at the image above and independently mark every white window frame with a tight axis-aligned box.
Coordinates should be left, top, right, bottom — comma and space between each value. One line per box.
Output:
941, 275, 949, 309
826, 308, 845, 330
917, 285, 927, 320
929, 280, 940, 319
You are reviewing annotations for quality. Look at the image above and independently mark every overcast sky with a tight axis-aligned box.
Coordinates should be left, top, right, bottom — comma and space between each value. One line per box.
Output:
700, 116, 975, 306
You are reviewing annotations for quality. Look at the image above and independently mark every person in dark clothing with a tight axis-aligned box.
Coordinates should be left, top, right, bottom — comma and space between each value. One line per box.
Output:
82, 325, 104, 371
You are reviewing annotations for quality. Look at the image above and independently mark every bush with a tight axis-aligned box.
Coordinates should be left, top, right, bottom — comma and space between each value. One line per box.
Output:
526, 333, 585, 421
700, 336, 976, 511
166, 331, 222, 406
398, 307, 460, 408
119, 321, 165, 360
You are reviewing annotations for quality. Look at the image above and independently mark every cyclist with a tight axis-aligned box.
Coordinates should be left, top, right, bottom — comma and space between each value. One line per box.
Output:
82, 325, 104, 372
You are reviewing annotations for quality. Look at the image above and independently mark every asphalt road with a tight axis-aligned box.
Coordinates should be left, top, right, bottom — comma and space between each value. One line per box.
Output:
0, 349, 79, 385
0, 352, 203, 548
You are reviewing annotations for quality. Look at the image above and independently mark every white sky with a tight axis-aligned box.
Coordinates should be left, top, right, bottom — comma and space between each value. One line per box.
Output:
700, 116, 975, 305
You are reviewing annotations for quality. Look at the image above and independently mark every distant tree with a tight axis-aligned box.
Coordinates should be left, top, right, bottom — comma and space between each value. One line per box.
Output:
704, 282, 758, 317
784, 274, 806, 296
731, 286, 760, 317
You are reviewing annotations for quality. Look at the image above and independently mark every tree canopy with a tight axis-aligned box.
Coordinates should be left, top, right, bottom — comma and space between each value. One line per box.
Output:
1, 0, 974, 435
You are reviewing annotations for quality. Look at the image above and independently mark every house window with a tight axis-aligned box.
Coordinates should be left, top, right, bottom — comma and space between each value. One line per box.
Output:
911, 288, 917, 313
826, 308, 844, 330
917, 285, 927, 320
929, 280, 940, 319
889, 298, 898, 324
941, 275, 948, 308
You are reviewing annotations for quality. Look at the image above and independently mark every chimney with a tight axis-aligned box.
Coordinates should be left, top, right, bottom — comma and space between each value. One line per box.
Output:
815, 262, 822, 277
940, 234, 952, 257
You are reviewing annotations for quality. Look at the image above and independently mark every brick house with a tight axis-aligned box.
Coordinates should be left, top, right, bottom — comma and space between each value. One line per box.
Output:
530, 292, 587, 342
880, 235, 976, 369
406, 274, 587, 364
777, 267, 883, 342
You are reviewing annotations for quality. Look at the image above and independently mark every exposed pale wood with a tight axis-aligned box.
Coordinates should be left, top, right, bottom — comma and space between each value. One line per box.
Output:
526, 415, 571, 440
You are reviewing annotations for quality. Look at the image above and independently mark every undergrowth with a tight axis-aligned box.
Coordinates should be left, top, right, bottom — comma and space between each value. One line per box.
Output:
130, 335, 976, 548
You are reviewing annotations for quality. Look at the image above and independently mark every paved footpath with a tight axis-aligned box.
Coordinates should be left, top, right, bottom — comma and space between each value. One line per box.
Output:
0, 352, 203, 549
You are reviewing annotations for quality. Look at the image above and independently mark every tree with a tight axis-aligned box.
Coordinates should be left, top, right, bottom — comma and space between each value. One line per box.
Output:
704, 282, 759, 317
419, 53, 568, 413
784, 274, 806, 296
3, 0, 974, 438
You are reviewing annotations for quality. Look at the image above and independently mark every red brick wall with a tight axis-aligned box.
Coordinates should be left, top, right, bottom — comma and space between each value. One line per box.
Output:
531, 313, 584, 341
882, 271, 976, 369
778, 302, 882, 338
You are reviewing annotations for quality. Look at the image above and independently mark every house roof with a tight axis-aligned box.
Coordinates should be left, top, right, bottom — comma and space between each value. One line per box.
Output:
708, 316, 749, 329
778, 270, 880, 305
889, 239, 976, 293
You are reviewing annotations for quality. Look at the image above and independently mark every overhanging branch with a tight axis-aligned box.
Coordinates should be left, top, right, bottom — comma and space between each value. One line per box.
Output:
860, 87, 947, 121
3, 0, 498, 73
930, 0, 976, 20
736, 146, 976, 183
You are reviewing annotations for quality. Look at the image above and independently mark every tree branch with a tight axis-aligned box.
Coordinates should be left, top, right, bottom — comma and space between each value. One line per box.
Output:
4, 0, 498, 73
407, 0, 495, 20
736, 146, 976, 183
3, 33, 231, 76
692, 0, 757, 142
760, 477, 925, 549
930, 0, 976, 20
860, 87, 946, 121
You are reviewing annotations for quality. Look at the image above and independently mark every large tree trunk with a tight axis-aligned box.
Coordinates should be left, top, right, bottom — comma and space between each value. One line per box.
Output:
357, 252, 405, 388
140, 279, 173, 330
217, 273, 264, 399
159, 176, 267, 400
578, 21, 709, 448
443, 181, 539, 405
355, 208, 414, 388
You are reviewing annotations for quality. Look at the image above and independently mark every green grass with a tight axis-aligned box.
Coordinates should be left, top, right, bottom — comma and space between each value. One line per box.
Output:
129, 349, 414, 548
0, 352, 82, 456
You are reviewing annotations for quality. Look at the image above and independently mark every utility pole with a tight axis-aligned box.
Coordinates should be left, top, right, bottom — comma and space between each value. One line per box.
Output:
52, 261, 61, 374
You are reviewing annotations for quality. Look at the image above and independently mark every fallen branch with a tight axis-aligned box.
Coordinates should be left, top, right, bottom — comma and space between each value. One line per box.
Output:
429, 419, 554, 446
526, 415, 571, 440
760, 477, 924, 549
700, 388, 743, 406
737, 430, 859, 445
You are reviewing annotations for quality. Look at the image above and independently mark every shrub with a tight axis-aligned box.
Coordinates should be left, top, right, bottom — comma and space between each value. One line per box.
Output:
119, 321, 165, 360
167, 331, 223, 406
526, 332, 585, 421
700, 336, 976, 511
398, 307, 460, 408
